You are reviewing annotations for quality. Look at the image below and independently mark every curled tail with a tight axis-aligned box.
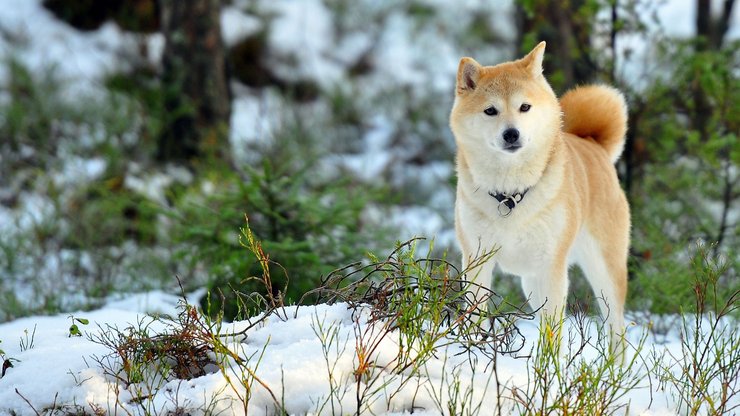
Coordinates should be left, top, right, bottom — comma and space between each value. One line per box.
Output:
560, 85, 628, 163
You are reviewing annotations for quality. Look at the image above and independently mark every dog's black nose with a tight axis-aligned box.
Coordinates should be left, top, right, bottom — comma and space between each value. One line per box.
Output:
503, 128, 520, 144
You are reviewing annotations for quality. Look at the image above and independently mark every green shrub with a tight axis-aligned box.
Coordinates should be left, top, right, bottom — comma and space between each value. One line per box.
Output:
654, 243, 740, 414
64, 183, 160, 248
170, 145, 391, 319
0, 58, 68, 178
0, 59, 173, 319
627, 39, 739, 313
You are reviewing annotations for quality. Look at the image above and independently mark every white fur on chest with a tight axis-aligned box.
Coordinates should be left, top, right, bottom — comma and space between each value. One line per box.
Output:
457, 191, 568, 275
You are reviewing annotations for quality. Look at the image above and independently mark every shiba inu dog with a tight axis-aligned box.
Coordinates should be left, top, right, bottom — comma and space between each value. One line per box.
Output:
450, 42, 629, 349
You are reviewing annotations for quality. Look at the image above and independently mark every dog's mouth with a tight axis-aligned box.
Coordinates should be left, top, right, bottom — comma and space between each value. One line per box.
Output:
502, 143, 522, 153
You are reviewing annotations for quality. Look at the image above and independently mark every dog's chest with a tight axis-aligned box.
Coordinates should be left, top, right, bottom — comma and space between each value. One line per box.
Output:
457, 197, 568, 273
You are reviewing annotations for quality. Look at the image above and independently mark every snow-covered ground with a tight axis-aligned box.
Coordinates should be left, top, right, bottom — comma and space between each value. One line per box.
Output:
1, 291, 736, 415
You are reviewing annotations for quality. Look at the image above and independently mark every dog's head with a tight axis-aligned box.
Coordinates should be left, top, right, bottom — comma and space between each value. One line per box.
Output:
450, 42, 560, 159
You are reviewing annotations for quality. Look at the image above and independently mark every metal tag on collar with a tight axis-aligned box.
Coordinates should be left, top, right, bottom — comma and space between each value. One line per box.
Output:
488, 189, 527, 217
497, 197, 515, 217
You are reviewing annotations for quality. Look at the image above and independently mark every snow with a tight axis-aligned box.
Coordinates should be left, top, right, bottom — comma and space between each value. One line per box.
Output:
229, 91, 281, 162
326, 116, 396, 182
52, 157, 107, 189
0, 298, 170, 413
388, 206, 452, 248
613, 0, 740, 88
264, 0, 344, 87
0, 0, 144, 98
1, 292, 736, 415
221, 6, 262, 47
0, 192, 56, 233
124, 164, 193, 206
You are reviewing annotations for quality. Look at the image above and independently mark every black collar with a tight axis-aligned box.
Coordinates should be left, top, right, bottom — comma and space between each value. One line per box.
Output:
488, 188, 529, 217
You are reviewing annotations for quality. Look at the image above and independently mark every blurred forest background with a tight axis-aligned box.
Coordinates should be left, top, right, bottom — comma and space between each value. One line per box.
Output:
0, 0, 737, 322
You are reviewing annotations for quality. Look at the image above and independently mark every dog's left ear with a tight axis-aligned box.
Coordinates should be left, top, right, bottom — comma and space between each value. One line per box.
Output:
521, 41, 546, 77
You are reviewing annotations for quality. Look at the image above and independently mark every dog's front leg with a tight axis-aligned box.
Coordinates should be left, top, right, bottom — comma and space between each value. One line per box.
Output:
520, 263, 569, 347
462, 257, 496, 307
459, 254, 497, 332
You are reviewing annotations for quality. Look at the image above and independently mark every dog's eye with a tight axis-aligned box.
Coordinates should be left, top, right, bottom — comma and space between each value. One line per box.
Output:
483, 106, 498, 116
520, 103, 531, 112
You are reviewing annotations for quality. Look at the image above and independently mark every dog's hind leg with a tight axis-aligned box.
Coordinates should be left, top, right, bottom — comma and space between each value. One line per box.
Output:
574, 228, 627, 356
520, 264, 569, 320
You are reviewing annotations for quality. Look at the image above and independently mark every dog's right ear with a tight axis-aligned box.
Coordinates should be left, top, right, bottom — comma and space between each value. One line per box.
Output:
457, 57, 481, 94
521, 41, 546, 77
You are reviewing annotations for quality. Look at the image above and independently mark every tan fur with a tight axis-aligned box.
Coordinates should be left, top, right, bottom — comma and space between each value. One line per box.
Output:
561, 85, 628, 163
451, 42, 630, 350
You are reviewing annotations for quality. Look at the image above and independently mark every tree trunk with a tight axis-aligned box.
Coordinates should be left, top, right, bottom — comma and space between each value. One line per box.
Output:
692, 0, 736, 136
157, 0, 231, 165
696, 0, 736, 49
